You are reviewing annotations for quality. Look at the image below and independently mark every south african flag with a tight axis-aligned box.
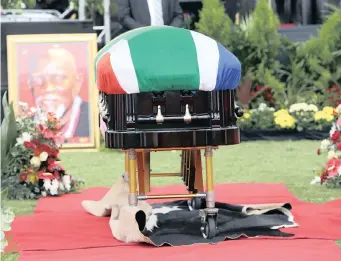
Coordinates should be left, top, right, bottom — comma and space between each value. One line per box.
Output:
95, 26, 241, 94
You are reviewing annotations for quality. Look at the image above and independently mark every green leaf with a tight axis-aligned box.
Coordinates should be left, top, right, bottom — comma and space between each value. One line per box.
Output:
1, 92, 18, 171
1, 188, 9, 202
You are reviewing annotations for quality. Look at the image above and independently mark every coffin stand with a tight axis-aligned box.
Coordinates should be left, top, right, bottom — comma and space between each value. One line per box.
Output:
96, 26, 243, 239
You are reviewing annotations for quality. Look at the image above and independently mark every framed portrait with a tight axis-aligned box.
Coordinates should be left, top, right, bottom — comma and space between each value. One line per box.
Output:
7, 33, 100, 151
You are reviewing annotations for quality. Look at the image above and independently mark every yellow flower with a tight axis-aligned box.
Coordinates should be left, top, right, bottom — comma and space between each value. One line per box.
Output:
326, 114, 334, 122
274, 113, 296, 129
243, 112, 251, 119
314, 111, 334, 122
322, 106, 334, 115
28, 172, 39, 184
274, 109, 289, 117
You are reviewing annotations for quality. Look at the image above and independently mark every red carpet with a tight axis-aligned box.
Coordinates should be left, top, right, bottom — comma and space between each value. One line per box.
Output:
8, 183, 341, 261
19, 240, 341, 261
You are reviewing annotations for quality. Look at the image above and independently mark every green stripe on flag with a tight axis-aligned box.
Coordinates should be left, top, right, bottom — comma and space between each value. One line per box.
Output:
128, 27, 200, 92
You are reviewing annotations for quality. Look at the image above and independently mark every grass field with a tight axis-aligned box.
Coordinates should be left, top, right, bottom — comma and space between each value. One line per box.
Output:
4, 140, 341, 260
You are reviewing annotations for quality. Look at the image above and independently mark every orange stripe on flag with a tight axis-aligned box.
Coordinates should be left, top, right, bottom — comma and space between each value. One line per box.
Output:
96, 53, 126, 94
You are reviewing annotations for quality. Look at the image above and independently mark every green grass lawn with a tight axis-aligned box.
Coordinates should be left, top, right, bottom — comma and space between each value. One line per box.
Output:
4, 140, 341, 259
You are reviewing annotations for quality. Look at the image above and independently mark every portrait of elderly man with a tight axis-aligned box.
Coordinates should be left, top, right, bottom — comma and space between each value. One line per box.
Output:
27, 46, 90, 142
116, 0, 184, 32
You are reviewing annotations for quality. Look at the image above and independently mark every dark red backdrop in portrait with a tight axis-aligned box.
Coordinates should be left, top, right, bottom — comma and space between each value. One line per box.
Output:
16, 42, 90, 108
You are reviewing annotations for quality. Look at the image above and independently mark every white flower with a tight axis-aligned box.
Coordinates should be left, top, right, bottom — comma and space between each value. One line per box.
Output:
18, 102, 28, 109
22, 132, 32, 142
289, 103, 308, 113
269, 107, 275, 111
258, 103, 267, 111
1, 208, 15, 232
30, 156, 41, 168
15, 132, 32, 146
39, 151, 48, 162
41, 191, 47, 197
310, 176, 321, 184
338, 165, 341, 176
62, 175, 71, 191
330, 125, 337, 137
15, 137, 24, 146
43, 179, 52, 190
328, 150, 336, 159
30, 107, 37, 114
59, 181, 65, 191
320, 139, 331, 150
308, 104, 318, 112
49, 179, 60, 195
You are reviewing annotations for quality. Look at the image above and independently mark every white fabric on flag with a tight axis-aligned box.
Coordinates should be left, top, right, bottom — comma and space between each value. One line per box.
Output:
109, 40, 140, 94
190, 31, 219, 91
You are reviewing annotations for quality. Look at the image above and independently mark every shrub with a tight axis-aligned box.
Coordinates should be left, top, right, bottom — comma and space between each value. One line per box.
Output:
195, 0, 233, 47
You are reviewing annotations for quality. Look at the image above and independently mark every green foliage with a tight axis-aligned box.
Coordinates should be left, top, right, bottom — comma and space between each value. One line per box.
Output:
242, 0, 284, 99
246, 0, 281, 59
1, 0, 35, 8
195, 0, 233, 47
1, 92, 18, 175
292, 8, 341, 106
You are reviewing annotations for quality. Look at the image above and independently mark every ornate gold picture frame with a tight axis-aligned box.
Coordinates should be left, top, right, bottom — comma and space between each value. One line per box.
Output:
7, 33, 100, 151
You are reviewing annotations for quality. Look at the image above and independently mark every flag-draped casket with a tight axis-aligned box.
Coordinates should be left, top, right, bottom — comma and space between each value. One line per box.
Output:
95, 26, 241, 94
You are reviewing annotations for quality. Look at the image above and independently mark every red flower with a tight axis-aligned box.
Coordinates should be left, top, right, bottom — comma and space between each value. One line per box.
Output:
50, 149, 59, 157
38, 172, 54, 180
40, 144, 52, 156
325, 158, 341, 178
34, 146, 43, 156
55, 163, 65, 172
330, 131, 341, 143
337, 142, 341, 151
32, 139, 40, 145
19, 173, 27, 182
54, 171, 61, 181
24, 141, 36, 149
43, 130, 54, 139
48, 158, 55, 165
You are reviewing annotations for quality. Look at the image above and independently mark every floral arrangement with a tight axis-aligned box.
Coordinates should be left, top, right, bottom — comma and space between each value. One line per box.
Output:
238, 103, 275, 129
311, 105, 341, 187
238, 102, 338, 132
1, 96, 84, 200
